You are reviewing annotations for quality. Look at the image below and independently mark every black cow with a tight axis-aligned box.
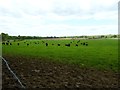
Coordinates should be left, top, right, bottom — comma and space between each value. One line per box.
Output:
10, 43, 12, 45
86, 43, 88, 46
76, 44, 78, 46
6, 42, 9, 45
27, 44, 29, 46
58, 44, 60, 46
17, 43, 19, 46
2, 42, 5, 45
83, 42, 85, 45
46, 43, 48, 46
65, 44, 70, 47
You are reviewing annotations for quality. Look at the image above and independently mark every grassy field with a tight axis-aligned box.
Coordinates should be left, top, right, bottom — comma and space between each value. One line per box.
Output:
2, 39, 118, 72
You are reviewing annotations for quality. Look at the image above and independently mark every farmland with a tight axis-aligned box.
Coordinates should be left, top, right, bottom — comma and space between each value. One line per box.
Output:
2, 38, 119, 88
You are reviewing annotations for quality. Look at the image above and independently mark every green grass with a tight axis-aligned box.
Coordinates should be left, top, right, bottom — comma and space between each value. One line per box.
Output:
2, 39, 118, 72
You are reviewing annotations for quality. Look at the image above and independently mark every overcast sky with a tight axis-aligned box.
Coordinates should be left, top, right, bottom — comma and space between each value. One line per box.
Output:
0, 0, 119, 36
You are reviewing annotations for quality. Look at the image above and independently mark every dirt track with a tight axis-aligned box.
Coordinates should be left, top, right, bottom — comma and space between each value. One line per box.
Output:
2, 55, 119, 89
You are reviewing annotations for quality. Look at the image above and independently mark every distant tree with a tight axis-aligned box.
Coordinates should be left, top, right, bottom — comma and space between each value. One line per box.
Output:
84, 36, 87, 38
101, 35, 104, 38
21, 36, 26, 40
1, 33, 9, 41
18, 35, 20, 38
79, 36, 84, 38
105, 36, 107, 38
112, 35, 117, 38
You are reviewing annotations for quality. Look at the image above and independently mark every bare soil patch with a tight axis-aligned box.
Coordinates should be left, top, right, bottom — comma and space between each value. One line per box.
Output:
2, 55, 119, 89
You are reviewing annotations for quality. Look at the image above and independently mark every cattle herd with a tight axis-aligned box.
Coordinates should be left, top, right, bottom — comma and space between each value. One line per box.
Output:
2, 40, 89, 47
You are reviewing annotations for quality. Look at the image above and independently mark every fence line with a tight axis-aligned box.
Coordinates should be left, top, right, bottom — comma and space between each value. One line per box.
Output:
0, 56, 25, 89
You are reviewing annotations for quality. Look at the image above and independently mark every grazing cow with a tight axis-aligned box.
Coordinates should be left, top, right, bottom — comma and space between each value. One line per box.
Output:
86, 44, 88, 46
10, 43, 12, 45
2, 42, 5, 45
17, 43, 19, 46
58, 44, 60, 46
27, 44, 29, 46
6, 42, 9, 45
65, 44, 70, 47
76, 44, 78, 46
46, 43, 48, 46
83, 42, 85, 45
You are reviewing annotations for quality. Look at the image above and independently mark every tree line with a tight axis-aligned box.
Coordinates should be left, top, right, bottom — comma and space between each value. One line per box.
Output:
0, 32, 119, 41
0, 33, 60, 41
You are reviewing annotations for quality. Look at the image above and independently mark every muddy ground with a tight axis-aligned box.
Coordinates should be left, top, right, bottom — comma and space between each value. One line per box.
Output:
2, 55, 119, 89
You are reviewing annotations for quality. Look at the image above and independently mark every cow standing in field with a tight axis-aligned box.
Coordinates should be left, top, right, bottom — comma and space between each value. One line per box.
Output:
10, 43, 12, 45
2, 42, 5, 45
6, 42, 9, 45
27, 44, 29, 46
76, 44, 78, 46
85, 42, 88, 46
46, 43, 48, 46
83, 42, 85, 45
86, 43, 88, 46
58, 44, 60, 46
65, 44, 70, 47
17, 43, 19, 46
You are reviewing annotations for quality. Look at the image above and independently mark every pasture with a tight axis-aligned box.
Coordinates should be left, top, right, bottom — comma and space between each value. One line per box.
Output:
2, 39, 118, 71
2, 39, 119, 88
